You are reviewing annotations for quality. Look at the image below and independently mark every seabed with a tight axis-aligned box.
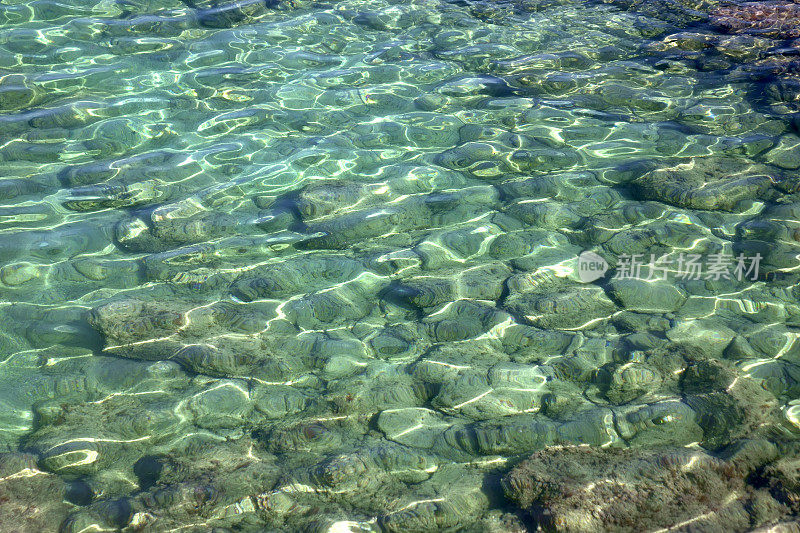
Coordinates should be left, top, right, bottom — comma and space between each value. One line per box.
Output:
0, 0, 799, 531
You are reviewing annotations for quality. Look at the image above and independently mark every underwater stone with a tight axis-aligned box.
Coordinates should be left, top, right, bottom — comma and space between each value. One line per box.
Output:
378, 407, 455, 449
0, 453, 71, 530
253, 207, 296, 233
432, 372, 544, 420
684, 391, 752, 449
601, 362, 663, 404
488, 228, 572, 260
412, 222, 505, 269
726, 335, 760, 359
680, 359, 735, 393
458, 124, 522, 146
368, 327, 414, 358
556, 408, 621, 447
264, 419, 344, 455
722, 439, 780, 476
295, 182, 363, 219
739, 358, 800, 399
458, 262, 513, 300
283, 273, 385, 330
765, 134, 800, 170
379, 469, 490, 533
320, 352, 374, 381
353, 4, 439, 31
38, 439, 102, 475
505, 284, 617, 330
61, 510, 116, 533
181, 233, 308, 270
129, 437, 279, 530
300, 187, 498, 250
504, 446, 777, 533
81, 118, 149, 157
488, 362, 552, 389
71, 257, 136, 282
500, 325, 576, 361
62, 181, 165, 212
437, 75, 513, 97
0, 76, 36, 111
607, 277, 687, 313
552, 351, 612, 382
504, 200, 584, 229
424, 299, 510, 342
193, 0, 272, 28
150, 210, 241, 246
388, 276, 457, 309
88, 299, 185, 347
498, 172, 600, 201
505, 249, 584, 290
0, 178, 47, 201
509, 147, 582, 173
616, 399, 703, 447
596, 83, 670, 113
172, 343, 242, 377
438, 414, 556, 456
631, 157, 773, 211
710, 2, 800, 39
760, 443, 800, 515
350, 113, 462, 148
186, 380, 253, 430
666, 319, 736, 358
433, 142, 514, 180
601, 222, 706, 259
8, 0, 800, 529
309, 329, 370, 360
205, 301, 275, 334
0, 261, 41, 286
311, 443, 437, 490
59, 150, 191, 189
613, 311, 671, 333
735, 216, 798, 246
114, 216, 171, 253
389, 262, 510, 309
747, 325, 800, 360
297, 205, 410, 250
327, 365, 434, 415
410, 339, 510, 384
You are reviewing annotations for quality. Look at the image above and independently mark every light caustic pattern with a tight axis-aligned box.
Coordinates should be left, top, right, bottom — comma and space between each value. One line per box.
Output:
0, 0, 800, 530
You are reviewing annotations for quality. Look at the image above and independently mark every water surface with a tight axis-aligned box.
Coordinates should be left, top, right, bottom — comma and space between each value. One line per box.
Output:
1, 0, 799, 530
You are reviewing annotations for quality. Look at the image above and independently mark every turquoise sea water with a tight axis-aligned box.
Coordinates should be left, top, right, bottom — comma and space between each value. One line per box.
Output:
1, 0, 800, 530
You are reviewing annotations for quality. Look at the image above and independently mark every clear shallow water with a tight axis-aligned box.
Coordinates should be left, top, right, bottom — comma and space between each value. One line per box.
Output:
0, 0, 799, 530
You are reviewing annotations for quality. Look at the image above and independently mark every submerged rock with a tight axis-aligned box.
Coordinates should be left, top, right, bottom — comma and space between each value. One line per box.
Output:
129, 437, 280, 530
505, 284, 617, 330
600, 362, 663, 404
503, 445, 787, 533
423, 299, 511, 341
607, 277, 687, 313
192, 0, 276, 28
632, 157, 774, 211
666, 319, 736, 358
230, 254, 366, 301
710, 2, 800, 39
379, 466, 490, 532
88, 299, 186, 353
0, 453, 72, 530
